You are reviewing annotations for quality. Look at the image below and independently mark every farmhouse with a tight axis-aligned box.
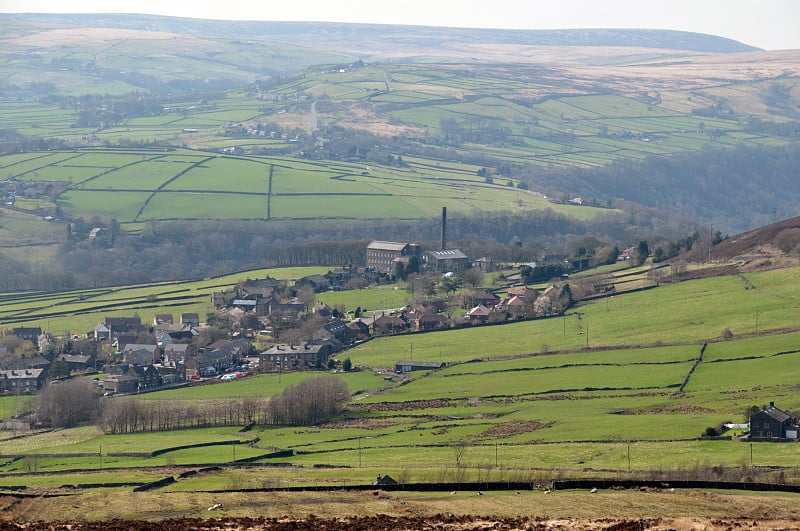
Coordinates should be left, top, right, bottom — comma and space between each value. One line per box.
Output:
373, 315, 408, 335
366, 241, 420, 274
749, 402, 798, 439
348, 320, 371, 341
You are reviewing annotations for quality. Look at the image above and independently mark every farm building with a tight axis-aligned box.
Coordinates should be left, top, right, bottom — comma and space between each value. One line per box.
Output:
749, 402, 798, 439
395, 360, 446, 373
366, 241, 420, 274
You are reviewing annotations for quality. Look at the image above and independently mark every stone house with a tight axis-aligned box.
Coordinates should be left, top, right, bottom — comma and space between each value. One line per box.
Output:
750, 402, 797, 439
0, 368, 46, 394
260, 343, 333, 371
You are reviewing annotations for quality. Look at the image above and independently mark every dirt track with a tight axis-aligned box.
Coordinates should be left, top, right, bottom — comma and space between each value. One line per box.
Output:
1, 515, 798, 530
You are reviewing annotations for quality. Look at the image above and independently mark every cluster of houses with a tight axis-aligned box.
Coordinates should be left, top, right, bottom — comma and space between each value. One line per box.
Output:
212, 270, 381, 319
0, 314, 256, 396
93, 314, 256, 394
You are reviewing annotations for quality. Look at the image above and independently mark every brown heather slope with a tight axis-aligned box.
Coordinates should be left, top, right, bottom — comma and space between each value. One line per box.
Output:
696, 215, 800, 271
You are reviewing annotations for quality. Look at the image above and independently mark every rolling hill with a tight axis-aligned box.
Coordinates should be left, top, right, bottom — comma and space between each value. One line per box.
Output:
0, 13, 799, 288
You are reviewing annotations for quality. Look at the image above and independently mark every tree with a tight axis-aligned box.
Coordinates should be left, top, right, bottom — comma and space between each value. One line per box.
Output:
394, 260, 407, 281
296, 284, 317, 308
636, 240, 650, 266
405, 256, 420, 276
342, 357, 352, 372
459, 268, 484, 290
267, 376, 349, 425
743, 405, 761, 423
35, 379, 101, 428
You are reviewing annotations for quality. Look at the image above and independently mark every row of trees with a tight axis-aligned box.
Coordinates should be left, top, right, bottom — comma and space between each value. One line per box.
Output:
99, 396, 269, 434
266, 376, 350, 426
33, 375, 350, 432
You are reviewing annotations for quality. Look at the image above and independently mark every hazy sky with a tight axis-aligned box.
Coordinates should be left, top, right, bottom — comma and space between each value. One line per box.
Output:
4, 0, 800, 51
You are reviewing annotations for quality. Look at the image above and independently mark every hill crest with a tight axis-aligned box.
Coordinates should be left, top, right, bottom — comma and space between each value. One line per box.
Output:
3, 13, 760, 55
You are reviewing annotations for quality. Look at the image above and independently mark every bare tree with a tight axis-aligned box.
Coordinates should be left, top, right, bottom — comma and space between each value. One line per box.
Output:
35, 379, 102, 428
267, 376, 349, 425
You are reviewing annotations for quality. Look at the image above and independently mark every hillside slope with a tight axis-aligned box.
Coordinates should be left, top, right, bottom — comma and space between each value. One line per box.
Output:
701, 215, 800, 270
3, 14, 760, 55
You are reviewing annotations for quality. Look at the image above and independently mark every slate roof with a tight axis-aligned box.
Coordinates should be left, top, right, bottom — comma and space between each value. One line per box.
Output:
367, 241, 409, 251
761, 405, 793, 423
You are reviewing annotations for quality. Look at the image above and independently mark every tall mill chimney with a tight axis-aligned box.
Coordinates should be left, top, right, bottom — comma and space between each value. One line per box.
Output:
441, 206, 447, 250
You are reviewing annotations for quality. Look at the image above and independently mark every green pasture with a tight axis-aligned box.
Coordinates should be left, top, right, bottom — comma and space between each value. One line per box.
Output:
142, 371, 387, 401
366, 362, 691, 402
166, 156, 269, 192
140, 191, 268, 221
317, 287, 409, 312
346, 266, 800, 368
2, 146, 592, 224
57, 190, 151, 221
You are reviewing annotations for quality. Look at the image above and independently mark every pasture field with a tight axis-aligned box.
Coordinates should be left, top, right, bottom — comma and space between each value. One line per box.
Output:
0, 265, 330, 331
0, 147, 600, 225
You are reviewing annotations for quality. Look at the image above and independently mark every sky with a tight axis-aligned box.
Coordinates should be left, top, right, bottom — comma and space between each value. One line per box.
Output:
4, 0, 800, 51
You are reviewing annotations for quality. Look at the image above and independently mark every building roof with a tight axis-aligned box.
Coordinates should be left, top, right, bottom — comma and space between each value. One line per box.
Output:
426, 249, 468, 260
164, 343, 190, 353
57, 354, 92, 364
0, 369, 45, 380
123, 344, 157, 354
261, 344, 329, 355
367, 241, 409, 251
468, 304, 490, 317
395, 360, 445, 369
104, 374, 139, 383
758, 405, 793, 423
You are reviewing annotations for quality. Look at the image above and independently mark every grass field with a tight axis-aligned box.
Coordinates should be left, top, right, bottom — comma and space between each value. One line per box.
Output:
2, 266, 800, 497
0, 147, 603, 225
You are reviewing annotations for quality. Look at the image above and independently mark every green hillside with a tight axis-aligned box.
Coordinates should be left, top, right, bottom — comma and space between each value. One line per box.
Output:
2, 265, 800, 488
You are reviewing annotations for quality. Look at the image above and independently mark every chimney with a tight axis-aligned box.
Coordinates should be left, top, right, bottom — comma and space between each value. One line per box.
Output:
770, 401, 775, 408
441, 206, 447, 250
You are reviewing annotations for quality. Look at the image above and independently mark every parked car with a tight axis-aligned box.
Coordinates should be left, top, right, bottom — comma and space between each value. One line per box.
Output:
220, 373, 237, 381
